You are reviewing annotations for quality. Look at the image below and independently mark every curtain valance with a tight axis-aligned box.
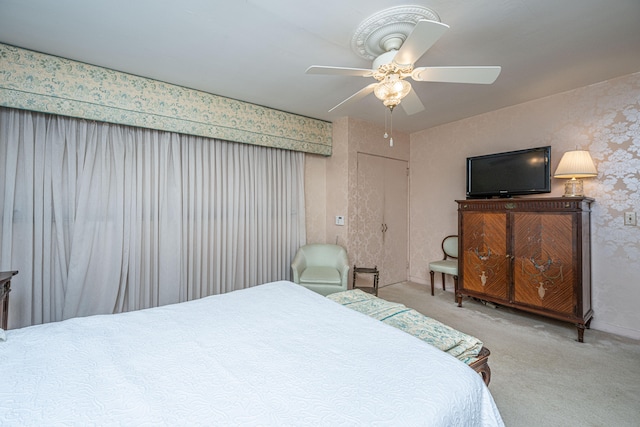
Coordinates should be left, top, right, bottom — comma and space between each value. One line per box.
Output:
0, 43, 332, 156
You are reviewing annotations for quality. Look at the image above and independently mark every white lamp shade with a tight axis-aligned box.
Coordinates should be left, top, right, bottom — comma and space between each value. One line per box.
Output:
553, 150, 597, 178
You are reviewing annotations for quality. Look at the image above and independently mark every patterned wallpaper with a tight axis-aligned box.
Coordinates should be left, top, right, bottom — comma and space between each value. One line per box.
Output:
409, 72, 640, 340
325, 117, 350, 249
304, 153, 328, 244
0, 43, 332, 155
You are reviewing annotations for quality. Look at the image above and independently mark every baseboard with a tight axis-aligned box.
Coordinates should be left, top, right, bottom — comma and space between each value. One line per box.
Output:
591, 319, 640, 341
407, 276, 455, 293
407, 277, 639, 341
407, 276, 428, 286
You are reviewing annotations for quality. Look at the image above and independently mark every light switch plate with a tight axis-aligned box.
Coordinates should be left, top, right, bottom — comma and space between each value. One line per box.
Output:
624, 212, 636, 226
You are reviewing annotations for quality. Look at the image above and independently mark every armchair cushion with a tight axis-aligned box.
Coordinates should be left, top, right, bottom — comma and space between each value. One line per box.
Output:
300, 266, 342, 284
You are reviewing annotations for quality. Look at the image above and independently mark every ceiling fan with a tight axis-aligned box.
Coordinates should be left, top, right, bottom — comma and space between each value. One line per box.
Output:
306, 7, 501, 116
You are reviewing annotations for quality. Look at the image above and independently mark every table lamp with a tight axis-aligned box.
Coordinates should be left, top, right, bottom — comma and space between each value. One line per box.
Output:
553, 150, 597, 197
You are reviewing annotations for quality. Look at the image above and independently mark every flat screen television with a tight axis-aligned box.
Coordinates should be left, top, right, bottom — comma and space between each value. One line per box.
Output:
466, 146, 551, 198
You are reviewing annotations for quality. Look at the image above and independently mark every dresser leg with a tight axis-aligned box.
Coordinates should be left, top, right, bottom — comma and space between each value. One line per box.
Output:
576, 324, 585, 343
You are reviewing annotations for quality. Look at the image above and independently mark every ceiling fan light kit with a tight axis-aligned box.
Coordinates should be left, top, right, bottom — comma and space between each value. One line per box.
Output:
373, 74, 411, 110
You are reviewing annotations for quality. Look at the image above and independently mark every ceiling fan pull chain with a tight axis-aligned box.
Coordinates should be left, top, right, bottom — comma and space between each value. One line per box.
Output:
389, 108, 394, 147
383, 107, 389, 139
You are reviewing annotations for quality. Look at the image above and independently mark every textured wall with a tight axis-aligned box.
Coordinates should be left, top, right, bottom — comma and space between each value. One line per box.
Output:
410, 72, 640, 339
303, 154, 327, 244
324, 118, 351, 249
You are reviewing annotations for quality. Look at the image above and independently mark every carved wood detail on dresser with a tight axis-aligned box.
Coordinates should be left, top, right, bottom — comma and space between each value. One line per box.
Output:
0, 271, 18, 330
456, 198, 593, 342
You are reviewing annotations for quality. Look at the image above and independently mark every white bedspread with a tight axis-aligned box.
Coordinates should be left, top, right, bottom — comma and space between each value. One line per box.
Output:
0, 281, 503, 426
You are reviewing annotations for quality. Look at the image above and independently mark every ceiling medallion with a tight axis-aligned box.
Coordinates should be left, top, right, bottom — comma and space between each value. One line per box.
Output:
351, 5, 441, 61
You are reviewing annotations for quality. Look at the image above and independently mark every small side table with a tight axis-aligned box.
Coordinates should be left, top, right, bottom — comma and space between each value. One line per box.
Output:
0, 270, 18, 330
352, 265, 379, 296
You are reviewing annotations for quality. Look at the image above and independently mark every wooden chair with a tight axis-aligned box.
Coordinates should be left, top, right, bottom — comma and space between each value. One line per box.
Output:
429, 235, 458, 300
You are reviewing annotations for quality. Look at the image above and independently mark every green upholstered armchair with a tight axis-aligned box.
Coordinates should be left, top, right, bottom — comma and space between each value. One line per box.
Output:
291, 244, 350, 296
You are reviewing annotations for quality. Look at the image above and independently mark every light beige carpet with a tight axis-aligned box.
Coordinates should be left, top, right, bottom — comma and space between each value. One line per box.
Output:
377, 281, 640, 427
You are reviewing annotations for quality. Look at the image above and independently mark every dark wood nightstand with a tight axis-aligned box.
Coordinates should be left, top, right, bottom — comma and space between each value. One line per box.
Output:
0, 271, 18, 330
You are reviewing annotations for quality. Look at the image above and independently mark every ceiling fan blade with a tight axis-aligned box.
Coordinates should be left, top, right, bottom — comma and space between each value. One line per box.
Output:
400, 88, 425, 116
306, 65, 373, 77
328, 83, 377, 112
393, 20, 449, 67
412, 66, 502, 84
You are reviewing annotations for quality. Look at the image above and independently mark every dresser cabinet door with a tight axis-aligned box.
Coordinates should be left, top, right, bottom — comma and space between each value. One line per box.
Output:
460, 211, 509, 302
512, 212, 575, 315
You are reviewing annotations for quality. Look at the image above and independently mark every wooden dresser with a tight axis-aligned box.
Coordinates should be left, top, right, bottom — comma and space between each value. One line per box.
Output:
1, 271, 18, 330
456, 198, 593, 342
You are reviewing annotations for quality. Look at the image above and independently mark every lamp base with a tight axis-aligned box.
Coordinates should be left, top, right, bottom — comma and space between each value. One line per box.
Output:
563, 178, 584, 197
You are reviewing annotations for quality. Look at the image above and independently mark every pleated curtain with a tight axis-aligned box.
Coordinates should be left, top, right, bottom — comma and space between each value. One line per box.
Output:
0, 107, 306, 328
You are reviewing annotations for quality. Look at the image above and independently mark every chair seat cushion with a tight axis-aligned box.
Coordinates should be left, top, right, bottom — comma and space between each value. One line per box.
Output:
429, 260, 458, 275
300, 266, 342, 285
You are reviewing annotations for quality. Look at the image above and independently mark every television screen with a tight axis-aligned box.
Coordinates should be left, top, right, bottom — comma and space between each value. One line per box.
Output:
466, 146, 551, 198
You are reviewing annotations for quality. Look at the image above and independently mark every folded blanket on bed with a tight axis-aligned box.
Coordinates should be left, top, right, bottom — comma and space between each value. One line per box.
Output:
328, 289, 483, 364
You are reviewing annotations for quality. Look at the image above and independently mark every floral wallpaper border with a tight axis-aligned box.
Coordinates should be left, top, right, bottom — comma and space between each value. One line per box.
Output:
0, 43, 332, 156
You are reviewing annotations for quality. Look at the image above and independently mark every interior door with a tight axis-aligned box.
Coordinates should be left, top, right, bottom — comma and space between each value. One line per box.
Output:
356, 153, 408, 286
382, 157, 408, 285
355, 154, 385, 278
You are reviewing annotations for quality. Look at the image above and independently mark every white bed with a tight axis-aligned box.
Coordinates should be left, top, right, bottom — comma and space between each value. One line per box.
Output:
0, 281, 504, 426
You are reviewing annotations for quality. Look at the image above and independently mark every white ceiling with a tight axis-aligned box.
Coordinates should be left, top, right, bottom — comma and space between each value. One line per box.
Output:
1, 0, 639, 134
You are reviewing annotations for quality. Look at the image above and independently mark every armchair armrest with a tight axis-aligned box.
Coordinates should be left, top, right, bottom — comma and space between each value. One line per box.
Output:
336, 251, 350, 288
339, 264, 350, 288
291, 251, 307, 283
